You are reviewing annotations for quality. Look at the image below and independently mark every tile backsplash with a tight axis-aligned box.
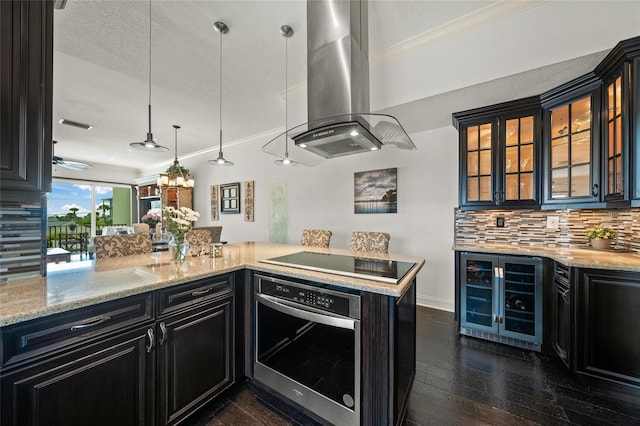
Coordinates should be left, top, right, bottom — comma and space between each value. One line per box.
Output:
0, 202, 44, 281
454, 208, 640, 254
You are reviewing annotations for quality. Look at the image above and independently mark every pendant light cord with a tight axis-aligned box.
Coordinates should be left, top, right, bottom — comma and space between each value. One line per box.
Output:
148, 0, 152, 134
219, 28, 223, 153
284, 34, 288, 157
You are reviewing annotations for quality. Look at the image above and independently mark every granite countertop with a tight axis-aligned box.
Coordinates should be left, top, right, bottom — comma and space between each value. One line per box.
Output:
453, 242, 640, 271
0, 242, 425, 327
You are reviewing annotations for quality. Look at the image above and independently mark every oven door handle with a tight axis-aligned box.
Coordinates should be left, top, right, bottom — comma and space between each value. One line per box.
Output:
256, 293, 356, 330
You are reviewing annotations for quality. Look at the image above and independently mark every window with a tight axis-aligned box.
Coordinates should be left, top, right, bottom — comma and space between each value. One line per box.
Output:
47, 180, 132, 255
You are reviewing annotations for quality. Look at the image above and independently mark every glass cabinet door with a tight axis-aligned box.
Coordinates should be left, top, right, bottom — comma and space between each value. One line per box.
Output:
504, 116, 535, 201
459, 254, 497, 333
549, 96, 593, 199
465, 123, 493, 203
604, 73, 625, 199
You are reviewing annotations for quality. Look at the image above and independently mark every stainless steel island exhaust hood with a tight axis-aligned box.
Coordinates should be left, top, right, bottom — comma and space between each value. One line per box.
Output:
263, 0, 416, 165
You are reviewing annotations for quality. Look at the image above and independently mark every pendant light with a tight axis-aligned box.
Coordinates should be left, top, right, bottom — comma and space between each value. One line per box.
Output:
275, 25, 298, 167
130, 0, 168, 152
208, 21, 233, 166
157, 125, 194, 188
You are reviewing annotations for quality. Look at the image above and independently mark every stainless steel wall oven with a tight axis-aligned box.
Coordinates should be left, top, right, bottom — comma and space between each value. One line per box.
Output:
253, 274, 361, 426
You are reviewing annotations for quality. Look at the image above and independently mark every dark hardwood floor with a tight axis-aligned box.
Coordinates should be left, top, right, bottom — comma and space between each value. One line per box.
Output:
186, 306, 640, 425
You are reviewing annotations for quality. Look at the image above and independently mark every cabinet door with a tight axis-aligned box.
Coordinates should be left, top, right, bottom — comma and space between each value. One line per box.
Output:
552, 266, 572, 368
577, 269, 640, 387
157, 296, 234, 425
544, 92, 601, 205
499, 257, 542, 344
459, 253, 499, 333
501, 115, 537, 204
0, 327, 155, 426
460, 121, 496, 208
0, 0, 52, 198
602, 67, 630, 203
455, 99, 541, 210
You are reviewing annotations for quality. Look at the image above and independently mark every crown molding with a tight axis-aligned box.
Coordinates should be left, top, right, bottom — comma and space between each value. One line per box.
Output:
370, 0, 546, 66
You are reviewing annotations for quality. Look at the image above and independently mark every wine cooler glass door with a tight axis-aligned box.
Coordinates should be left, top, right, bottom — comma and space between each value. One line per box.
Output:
500, 259, 542, 343
460, 253, 499, 334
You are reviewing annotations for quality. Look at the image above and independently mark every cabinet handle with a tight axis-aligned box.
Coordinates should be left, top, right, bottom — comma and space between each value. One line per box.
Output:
191, 287, 212, 296
498, 316, 503, 324
146, 328, 155, 353
493, 314, 498, 323
70, 315, 111, 331
561, 288, 570, 304
159, 322, 167, 345
592, 183, 599, 197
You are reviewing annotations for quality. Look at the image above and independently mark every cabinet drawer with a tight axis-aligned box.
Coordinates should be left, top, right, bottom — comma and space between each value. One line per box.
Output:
1, 293, 153, 369
157, 274, 234, 317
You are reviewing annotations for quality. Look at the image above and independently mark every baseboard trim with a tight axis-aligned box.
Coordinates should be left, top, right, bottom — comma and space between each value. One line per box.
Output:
416, 295, 454, 312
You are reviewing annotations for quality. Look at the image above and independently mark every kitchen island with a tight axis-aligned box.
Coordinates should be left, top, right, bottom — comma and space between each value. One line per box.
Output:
0, 242, 424, 426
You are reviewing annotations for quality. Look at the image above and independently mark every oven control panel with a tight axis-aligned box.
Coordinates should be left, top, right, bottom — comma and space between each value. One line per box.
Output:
258, 278, 355, 318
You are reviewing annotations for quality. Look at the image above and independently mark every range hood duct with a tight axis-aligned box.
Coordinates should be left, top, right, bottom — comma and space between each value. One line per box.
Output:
263, 0, 415, 164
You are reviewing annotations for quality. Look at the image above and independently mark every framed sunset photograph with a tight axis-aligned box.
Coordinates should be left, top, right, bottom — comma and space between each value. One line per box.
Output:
354, 168, 397, 214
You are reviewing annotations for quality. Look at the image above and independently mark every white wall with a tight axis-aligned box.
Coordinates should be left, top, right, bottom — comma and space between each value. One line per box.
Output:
371, 1, 640, 111
174, 125, 459, 311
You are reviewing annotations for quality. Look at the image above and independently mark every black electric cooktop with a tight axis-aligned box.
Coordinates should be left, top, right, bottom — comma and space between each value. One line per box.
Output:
259, 251, 417, 284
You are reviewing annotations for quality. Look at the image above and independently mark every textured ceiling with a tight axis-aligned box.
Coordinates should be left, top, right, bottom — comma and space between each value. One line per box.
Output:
51, 0, 498, 171
51, 1, 634, 173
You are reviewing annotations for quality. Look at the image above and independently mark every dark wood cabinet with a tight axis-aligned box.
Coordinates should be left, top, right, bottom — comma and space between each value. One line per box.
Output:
457, 252, 543, 350
541, 75, 602, 207
595, 38, 640, 207
360, 280, 416, 426
156, 273, 235, 425
0, 294, 155, 425
453, 98, 542, 210
575, 268, 640, 388
551, 262, 572, 368
1, 325, 155, 426
0, 0, 53, 201
1, 275, 237, 426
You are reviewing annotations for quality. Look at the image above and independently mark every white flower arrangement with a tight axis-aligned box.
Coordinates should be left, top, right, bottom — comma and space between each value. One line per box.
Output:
162, 206, 200, 245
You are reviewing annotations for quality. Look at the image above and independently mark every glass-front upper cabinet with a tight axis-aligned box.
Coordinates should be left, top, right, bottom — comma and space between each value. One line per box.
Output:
542, 82, 601, 206
465, 122, 493, 204
504, 115, 535, 201
594, 36, 640, 206
603, 70, 628, 202
454, 98, 541, 210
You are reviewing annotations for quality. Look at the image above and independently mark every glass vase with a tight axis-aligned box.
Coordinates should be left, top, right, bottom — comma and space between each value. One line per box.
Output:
169, 241, 189, 264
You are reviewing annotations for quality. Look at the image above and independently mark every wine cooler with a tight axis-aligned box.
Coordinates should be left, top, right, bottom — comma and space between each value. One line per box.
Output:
458, 252, 543, 350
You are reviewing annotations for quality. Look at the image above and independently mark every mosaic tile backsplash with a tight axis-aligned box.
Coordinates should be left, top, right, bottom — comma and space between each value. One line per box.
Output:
454, 208, 640, 254
0, 203, 44, 280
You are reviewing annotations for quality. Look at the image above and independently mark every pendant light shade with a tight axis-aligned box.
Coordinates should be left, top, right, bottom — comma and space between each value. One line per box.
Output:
208, 21, 233, 166
274, 24, 298, 167
130, 0, 168, 152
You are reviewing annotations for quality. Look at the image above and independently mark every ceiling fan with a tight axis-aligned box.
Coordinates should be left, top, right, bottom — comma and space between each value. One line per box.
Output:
52, 140, 91, 171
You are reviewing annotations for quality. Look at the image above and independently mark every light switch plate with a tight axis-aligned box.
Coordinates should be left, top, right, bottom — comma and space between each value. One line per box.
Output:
546, 215, 559, 230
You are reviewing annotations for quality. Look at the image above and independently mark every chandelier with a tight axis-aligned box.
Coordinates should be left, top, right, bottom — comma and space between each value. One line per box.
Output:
157, 125, 194, 188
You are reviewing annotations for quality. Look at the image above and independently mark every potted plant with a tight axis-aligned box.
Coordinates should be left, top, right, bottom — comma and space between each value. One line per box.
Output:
585, 225, 617, 249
